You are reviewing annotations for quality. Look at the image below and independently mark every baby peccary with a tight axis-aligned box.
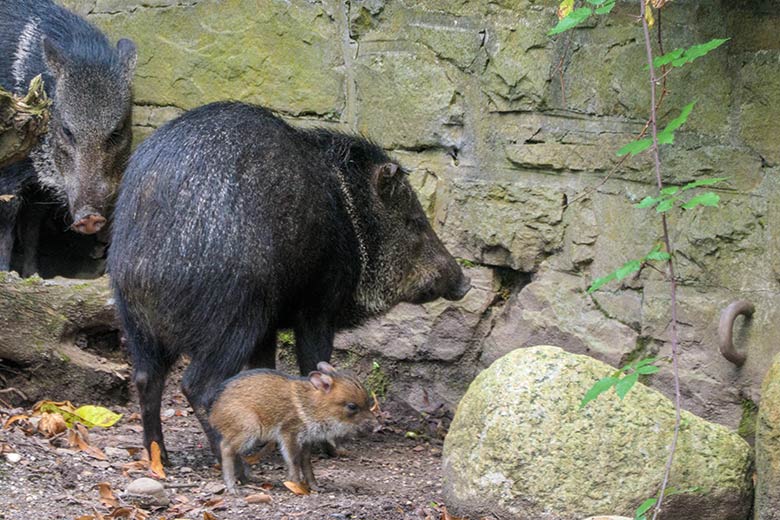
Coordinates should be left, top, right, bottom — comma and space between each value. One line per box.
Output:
209, 362, 377, 494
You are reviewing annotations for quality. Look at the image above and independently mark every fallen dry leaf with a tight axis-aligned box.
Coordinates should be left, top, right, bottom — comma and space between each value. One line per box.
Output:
107, 506, 149, 519
441, 506, 466, 520
202, 497, 225, 509
203, 512, 219, 520
3, 414, 29, 429
38, 412, 68, 437
125, 446, 144, 457
121, 460, 149, 477
283, 481, 311, 496
149, 441, 166, 479
98, 482, 118, 508
68, 427, 108, 460
245, 493, 272, 504
0, 194, 16, 202
259, 482, 274, 491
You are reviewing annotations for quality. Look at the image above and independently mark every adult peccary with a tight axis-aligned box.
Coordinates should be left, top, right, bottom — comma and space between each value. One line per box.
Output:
108, 102, 471, 463
0, 0, 136, 271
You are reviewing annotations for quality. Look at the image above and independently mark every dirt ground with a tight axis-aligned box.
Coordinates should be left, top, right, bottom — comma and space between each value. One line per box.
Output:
0, 366, 468, 520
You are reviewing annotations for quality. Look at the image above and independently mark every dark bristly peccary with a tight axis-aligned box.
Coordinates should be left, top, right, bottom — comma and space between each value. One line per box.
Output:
108, 101, 471, 464
0, 0, 136, 270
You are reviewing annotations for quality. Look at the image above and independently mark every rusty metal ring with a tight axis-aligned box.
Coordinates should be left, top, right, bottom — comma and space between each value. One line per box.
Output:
718, 300, 754, 367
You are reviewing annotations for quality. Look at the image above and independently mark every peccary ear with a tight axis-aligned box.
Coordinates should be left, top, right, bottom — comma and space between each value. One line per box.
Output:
309, 371, 334, 393
117, 38, 137, 77
316, 361, 337, 374
373, 162, 402, 200
42, 37, 67, 78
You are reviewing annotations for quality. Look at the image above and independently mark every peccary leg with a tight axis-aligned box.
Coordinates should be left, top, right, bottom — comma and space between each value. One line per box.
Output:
279, 432, 304, 483
301, 444, 318, 489
182, 323, 261, 460
0, 197, 20, 271
20, 202, 46, 277
135, 366, 170, 464
220, 441, 241, 495
119, 304, 174, 465
247, 330, 277, 369
293, 316, 335, 375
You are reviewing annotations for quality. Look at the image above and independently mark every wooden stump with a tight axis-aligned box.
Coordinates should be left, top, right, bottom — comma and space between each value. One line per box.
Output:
0, 273, 129, 406
0, 75, 50, 171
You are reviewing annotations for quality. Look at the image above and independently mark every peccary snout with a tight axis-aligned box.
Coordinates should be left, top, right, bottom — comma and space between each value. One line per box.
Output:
445, 272, 472, 301
71, 211, 106, 234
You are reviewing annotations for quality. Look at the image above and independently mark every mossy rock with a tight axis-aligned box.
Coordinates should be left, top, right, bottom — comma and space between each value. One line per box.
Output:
442, 346, 753, 520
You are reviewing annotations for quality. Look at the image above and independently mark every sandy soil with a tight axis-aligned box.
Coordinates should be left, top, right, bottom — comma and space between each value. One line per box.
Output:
0, 368, 472, 520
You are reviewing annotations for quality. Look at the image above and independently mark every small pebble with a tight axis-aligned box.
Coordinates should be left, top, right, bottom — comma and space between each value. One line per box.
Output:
4, 453, 21, 463
124, 477, 170, 507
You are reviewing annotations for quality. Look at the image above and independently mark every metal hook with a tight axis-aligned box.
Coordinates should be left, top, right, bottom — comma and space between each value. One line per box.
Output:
718, 300, 755, 367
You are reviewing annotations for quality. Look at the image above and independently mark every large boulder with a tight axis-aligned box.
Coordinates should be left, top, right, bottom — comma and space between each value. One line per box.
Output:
755, 353, 780, 519
442, 346, 753, 520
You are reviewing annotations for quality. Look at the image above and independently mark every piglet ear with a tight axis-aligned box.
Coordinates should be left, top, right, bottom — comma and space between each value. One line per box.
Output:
316, 361, 337, 374
309, 371, 334, 393
42, 37, 67, 78
117, 38, 137, 77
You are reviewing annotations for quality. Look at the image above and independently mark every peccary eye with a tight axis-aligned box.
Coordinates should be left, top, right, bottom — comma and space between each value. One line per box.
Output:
107, 128, 125, 147
345, 402, 359, 414
61, 125, 75, 145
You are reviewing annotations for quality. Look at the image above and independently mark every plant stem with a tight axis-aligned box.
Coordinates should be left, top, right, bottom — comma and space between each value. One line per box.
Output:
638, 2, 682, 519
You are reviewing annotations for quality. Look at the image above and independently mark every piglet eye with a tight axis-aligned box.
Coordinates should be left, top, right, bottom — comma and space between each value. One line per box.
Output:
345, 403, 358, 413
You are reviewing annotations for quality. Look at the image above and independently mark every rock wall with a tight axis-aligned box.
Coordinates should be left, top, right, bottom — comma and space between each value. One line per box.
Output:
62, 0, 780, 432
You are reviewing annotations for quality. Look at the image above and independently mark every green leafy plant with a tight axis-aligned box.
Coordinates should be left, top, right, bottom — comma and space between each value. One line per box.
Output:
550, 1, 729, 518
580, 357, 660, 408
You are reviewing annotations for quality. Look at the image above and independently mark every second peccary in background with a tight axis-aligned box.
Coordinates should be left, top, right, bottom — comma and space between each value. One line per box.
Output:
209, 362, 377, 494
0, 0, 136, 271
108, 101, 470, 464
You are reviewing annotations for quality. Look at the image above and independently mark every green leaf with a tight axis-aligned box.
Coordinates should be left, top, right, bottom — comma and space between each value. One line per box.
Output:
681, 177, 727, 191
635, 196, 659, 209
616, 372, 640, 399
594, 1, 615, 14
580, 376, 619, 408
635, 497, 658, 519
635, 356, 658, 367
616, 137, 653, 157
660, 186, 679, 196
681, 192, 720, 210
549, 7, 592, 35
637, 365, 660, 375
653, 48, 685, 68
73, 405, 123, 428
652, 38, 729, 69
587, 271, 617, 293
615, 259, 642, 280
645, 250, 671, 261
656, 198, 675, 213
657, 101, 697, 145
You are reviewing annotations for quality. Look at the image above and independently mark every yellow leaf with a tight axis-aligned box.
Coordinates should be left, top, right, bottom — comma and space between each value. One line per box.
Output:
645, 0, 655, 26
73, 405, 123, 428
149, 441, 166, 479
557, 0, 574, 19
